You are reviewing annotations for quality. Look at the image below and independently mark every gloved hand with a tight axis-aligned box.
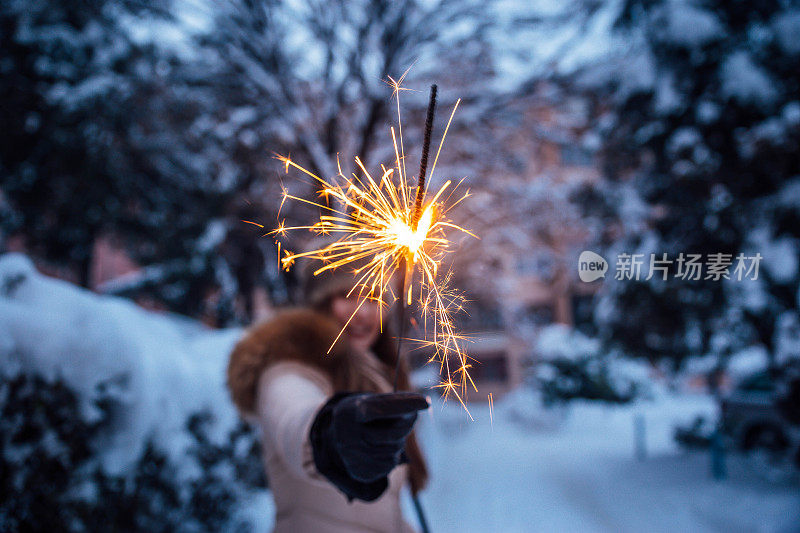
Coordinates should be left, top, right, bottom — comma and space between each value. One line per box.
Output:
309, 391, 429, 502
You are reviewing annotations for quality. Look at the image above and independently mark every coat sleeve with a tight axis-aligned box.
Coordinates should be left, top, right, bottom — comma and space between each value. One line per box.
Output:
255, 361, 331, 481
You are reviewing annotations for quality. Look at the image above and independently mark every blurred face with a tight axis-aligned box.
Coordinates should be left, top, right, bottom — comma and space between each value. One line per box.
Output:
329, 293, 380, 355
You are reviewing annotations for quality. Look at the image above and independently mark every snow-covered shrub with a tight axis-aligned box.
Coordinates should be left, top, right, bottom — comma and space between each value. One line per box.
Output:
499, 386, 567, 430
726, 345, 771, 382
0, 371, 264, 532
0, 254, 270, 530
538, 358, 639, 405
535, 325, 650, 405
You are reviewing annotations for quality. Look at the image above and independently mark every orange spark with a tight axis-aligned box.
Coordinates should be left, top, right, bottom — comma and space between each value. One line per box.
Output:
269, 74, 477, 409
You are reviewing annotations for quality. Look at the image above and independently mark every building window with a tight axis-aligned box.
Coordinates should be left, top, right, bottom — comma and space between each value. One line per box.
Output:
463, 300, 503, 330
521, 304, 554, 327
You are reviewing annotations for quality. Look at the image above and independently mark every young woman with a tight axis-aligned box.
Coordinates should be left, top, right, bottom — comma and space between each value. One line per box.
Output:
227, 265, 429, 532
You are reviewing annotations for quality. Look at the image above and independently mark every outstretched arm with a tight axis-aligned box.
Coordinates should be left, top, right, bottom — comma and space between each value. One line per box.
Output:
256, 362, 330, 482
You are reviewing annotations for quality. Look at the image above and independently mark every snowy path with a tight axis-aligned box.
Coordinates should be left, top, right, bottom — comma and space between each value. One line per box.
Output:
415, 395, 800, 533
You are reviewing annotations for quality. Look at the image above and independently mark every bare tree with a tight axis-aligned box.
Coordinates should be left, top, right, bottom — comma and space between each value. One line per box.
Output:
200, 0, 493, 179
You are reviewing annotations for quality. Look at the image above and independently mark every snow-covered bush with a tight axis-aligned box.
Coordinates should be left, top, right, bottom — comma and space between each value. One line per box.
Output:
0, 254, 269, 530
726, 345, 771, 382
0, 372, 263, 532
534, 324, 652, 405
498, 385, 567, 430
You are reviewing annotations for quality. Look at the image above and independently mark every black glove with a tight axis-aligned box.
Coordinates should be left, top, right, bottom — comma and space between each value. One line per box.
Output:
309, 391, 429, 502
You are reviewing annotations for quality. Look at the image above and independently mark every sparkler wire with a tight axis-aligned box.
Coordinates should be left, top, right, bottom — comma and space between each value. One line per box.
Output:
396, 85, 437, 533
413, 84, 437, 229
394, 84, 438, 392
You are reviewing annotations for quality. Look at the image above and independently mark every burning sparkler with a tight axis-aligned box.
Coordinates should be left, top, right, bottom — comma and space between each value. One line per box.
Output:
257, 76, 477, 410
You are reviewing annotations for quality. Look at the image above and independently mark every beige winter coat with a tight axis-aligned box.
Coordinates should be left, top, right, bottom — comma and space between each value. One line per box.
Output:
227, 309, 425, 532
255, 359, 417, 533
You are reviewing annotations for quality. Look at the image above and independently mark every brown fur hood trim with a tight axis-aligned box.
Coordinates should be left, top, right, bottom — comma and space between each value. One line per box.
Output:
227, 308, 350, 415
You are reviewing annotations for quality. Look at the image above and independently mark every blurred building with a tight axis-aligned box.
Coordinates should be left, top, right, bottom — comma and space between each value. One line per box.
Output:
432, 81, 604, 401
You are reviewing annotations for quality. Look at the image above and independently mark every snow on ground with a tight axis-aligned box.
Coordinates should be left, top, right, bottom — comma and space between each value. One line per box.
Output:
416, 392, 800, 533
2, 254, 798, 532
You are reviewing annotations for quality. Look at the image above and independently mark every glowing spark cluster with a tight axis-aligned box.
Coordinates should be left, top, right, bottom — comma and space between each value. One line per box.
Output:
258, 75, 477, 410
